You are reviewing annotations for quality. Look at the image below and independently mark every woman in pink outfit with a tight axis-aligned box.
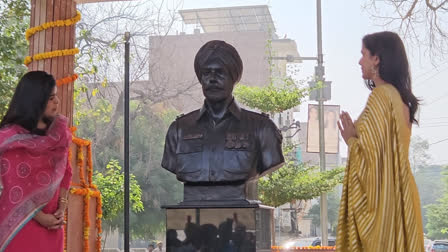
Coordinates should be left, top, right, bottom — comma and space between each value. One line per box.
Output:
0, 71, 72, 252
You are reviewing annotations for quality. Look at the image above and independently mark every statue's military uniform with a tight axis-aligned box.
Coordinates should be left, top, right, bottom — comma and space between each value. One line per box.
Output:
162, 100, 284, 186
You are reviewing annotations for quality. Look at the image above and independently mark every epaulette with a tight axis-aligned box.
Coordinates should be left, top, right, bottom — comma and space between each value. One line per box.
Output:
261, 112, 270, 118
242, 109, 270, 119
175, 109, 200, 120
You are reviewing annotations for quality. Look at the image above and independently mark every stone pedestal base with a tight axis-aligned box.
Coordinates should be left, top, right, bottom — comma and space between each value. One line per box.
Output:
163, 203, 274, 252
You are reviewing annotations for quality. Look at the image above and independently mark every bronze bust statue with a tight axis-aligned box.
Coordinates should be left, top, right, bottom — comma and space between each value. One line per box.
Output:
162, 40, 284, 204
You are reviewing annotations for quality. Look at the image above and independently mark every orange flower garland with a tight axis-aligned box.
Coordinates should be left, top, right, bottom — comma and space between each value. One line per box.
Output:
57, 74, 79, 87
69, 126, 77, 134
24, 48, 80, 66
76, 144, 86, 187
63, 209, 68, 252
271, 246, 336, 252
69, 129, 103, 252
87, 144, 93, 186
83, 190, 90, 250
24, 11, 80, 87
25, 11, 81, 41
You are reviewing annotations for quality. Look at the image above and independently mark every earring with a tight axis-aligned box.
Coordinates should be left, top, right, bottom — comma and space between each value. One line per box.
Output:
371, 66, 377, 76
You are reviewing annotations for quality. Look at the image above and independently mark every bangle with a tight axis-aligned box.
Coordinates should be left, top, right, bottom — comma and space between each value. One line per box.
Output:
59, 197, 68, 203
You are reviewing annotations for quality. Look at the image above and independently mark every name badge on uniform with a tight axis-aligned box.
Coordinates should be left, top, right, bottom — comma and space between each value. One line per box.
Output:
183, 133, 203, 140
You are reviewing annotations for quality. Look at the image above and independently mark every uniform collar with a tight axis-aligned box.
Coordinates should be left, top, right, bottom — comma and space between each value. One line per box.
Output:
196, 98, 242, 121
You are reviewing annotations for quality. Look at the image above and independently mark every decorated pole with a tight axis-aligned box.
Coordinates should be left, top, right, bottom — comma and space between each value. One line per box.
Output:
26, 1, 102, 252
27, 0, 78, 125
27, 1, 134, 251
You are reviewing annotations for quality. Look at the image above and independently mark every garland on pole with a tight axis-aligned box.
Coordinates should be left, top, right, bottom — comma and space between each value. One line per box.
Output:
25, 11, 81, 41
271, 246, 336, 251
24, 11, 81, 86
24, 48, 80, 66
57, 74, 79, 87
66, 128, 103, 252
26, 10, 102, 252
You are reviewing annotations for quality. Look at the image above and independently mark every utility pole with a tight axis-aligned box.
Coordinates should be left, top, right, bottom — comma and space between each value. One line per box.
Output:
316, 0, 328, 246
124, 31, 131, 252
270, 0, 329, 245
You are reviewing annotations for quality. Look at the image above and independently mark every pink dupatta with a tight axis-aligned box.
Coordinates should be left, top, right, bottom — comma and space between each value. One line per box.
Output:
0, 116, 71, 251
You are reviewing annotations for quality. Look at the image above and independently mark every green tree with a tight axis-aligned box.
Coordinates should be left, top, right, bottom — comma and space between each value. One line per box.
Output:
426, 166, 448, 240
93, 159, 147, 244
410, 136, 440, 233
126, 108, 183, 239
0, 0, 185, 240
234, 77, 307, 115
74, 93, 183, 239
426, 195, 448, 240
415, 165, 445, 233
258, 158, 343, 207
234, 76, 343, 207
409, 136, 431, 174
306, 190, 341, 236
73, 1, 192, 240
235, 72, 343, 235
93, 159, 144, 222
0, 0, 29, 117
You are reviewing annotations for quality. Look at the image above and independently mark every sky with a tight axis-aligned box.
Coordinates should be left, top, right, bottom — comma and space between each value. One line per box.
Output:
178, 0, 448, 164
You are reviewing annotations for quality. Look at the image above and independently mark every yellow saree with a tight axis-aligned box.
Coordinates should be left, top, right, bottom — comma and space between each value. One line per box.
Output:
336, 85, 424, 252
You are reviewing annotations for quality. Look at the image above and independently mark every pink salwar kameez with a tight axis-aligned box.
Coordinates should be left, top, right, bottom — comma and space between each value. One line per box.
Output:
0, 116, 72, 252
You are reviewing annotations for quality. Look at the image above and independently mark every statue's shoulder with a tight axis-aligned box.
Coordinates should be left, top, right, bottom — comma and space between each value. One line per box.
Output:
241, 109, 280, 132
175, 109, 200, 122
241, 109, 270, 120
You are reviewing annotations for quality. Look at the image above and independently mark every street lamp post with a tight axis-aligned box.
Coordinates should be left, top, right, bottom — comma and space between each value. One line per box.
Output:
316, 0, 328, 246
270, 0, 328, 246
124, 31, 131, 252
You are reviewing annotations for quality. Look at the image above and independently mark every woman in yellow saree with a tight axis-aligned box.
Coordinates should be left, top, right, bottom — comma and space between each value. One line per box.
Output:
336, 31, 425, 252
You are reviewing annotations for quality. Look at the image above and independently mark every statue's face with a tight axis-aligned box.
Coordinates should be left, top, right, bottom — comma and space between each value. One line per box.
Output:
200, 60, 235, 103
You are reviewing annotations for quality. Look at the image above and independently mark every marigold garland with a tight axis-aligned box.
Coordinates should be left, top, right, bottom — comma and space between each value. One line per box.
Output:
83, 190, 90, 250
70, 187, 102, 252
69, 126, 77, 133
63, 209, 68, 252
69, 132, 103, 252
25, 7, 99, 252
77, 144, 86, 187
72, 136, 92, 147
57, 74, 78, 86
86, 145, 93, 186
271, 246, 336, 251
25, 11, 81, 41
24, 11, 81, 86
24, 48, 80, 66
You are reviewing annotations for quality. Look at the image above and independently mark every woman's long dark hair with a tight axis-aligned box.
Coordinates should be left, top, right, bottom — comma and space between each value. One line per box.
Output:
0, 71, 56, 133
363, 31, 420, 124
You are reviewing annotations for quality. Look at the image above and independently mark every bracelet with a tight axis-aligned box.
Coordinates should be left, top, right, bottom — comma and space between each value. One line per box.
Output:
59, 197, 68, 203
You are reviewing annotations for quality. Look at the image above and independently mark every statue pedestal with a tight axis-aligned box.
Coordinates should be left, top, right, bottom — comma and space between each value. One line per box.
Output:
163, 203, 274, 252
